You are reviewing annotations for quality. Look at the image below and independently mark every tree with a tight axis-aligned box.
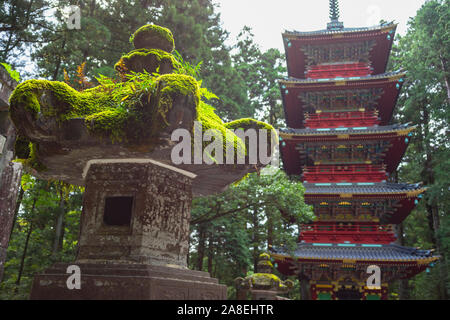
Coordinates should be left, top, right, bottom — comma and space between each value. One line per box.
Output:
0, 0, 54, 66
391, 0, 450, 300
232, 27, 286, 125
0, 176, 83, 299
189, 170, 313, 298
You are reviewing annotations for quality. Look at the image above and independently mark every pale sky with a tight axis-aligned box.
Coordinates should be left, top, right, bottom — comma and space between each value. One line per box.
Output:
214, 0, 428, 51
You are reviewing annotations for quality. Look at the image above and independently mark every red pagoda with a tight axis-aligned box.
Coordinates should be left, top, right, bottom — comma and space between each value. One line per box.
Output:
271, 0, 438, 300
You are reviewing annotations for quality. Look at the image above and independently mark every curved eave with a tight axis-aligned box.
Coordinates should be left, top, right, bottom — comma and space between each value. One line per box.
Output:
303, 187, 427, 199
279, 72, 405, 129
282, 23, 397, 78
271, 252, 439, 278
280, 71, 405, 86
271, 252, 439, 264
283, 23, 397, 38
279, 125, 414, 175
303, 190, 426, 224
279, 124, 415, 138
270, 242, 438, 276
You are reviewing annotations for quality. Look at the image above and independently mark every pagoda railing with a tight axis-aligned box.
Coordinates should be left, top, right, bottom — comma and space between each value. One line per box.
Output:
303, 164, 387, 183
304, 111, 380, 128
300, 222, 396, 244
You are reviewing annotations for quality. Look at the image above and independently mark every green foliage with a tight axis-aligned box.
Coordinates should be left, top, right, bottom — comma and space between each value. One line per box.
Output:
0, 178, 83, 299
189, 170, 313, 296
390, 0, 450, 300
0, 0, 53, 70
232, 27, 286, 126
0, 62, 20, 82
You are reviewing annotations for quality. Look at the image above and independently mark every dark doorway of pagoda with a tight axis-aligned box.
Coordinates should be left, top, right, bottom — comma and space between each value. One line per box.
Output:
336, 286, 362, 300
103, 196, 134, 226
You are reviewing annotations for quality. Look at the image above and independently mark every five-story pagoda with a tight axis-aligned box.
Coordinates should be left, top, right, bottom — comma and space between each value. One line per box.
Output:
271, 0, 438, 300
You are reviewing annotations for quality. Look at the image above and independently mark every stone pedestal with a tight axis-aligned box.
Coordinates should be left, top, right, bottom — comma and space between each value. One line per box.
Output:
30, 161, 227, 300
30, 262, 226, 300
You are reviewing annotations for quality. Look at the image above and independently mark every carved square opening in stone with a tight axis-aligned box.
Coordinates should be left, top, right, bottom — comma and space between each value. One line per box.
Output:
103, 196, 134, 226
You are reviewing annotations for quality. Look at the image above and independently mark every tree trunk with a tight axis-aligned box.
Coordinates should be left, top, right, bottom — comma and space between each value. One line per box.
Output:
252, 207, 259, 272
16, 222, 33, 286
16, 196, 37, 286
52, 191, 66, 255
299, 275, 311, 300
196, 224, 206, 271
267, 213, 273, 249
8, 187, 24, 241
207, 236, 213, 276
439, 55, 450, 104
395, 223, 410, 300
421, 104, 448, 300
52, 36, 66, 81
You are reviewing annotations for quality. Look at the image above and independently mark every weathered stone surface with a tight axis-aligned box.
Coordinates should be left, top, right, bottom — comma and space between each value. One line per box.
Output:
30, 263, 227, 300
0, 66, 20, 282
30, 161, 227, 299
0, 161, 22, 281
77, 162, 192, 267
20, 122, 257, 197
0, 66, 17, 111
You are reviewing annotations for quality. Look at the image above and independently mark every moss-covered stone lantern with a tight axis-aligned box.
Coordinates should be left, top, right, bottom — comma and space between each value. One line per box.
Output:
235, 253, 293, 300
9, 24, 276, 300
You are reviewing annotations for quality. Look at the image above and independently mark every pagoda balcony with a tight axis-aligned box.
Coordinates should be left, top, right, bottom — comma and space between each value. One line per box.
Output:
304, 111, 380, 128
305, 63, 373, 79
302, 164, 387, 183
299, 222, 396, 244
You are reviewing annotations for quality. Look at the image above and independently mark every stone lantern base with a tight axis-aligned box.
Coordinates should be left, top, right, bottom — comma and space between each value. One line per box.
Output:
29, 161, 227, 300
30, 262, 226, 300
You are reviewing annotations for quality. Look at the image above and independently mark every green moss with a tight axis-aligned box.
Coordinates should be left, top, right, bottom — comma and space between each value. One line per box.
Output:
9, 24, 274, 171
225, 119, 277, 160
114, 48, 180, 75
259, 253, 271, 260
225, 118, 275, 133
14, 142, 47, 172
9, 80, 108, 123
85, 109, 128, 143
258, 260, 274, 268
155, 73, 200, 128
157, 73, 200, 104
14, 136, 31, 159
131, 24, 175, 52
250, 273, 281, 287
197, 102, 246, 162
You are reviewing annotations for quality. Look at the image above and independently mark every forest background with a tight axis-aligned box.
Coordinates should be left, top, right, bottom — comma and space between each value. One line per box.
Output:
0, 0, 448, 300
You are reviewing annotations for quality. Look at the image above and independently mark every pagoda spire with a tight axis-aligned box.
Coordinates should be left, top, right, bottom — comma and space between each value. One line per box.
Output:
329, 0, 340, 21
327, 0, 344, 31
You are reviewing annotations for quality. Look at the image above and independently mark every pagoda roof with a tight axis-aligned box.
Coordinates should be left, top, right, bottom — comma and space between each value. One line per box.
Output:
280, 124, 413, 175
283, 22, 396, 38
280, 123, 413, 137
280, 70, 404, 85
271, 243, 437, 264
303, 182, 425, 197
283, 23, 397, 78
280, 71, 405, 128
302, 183, 425, 224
